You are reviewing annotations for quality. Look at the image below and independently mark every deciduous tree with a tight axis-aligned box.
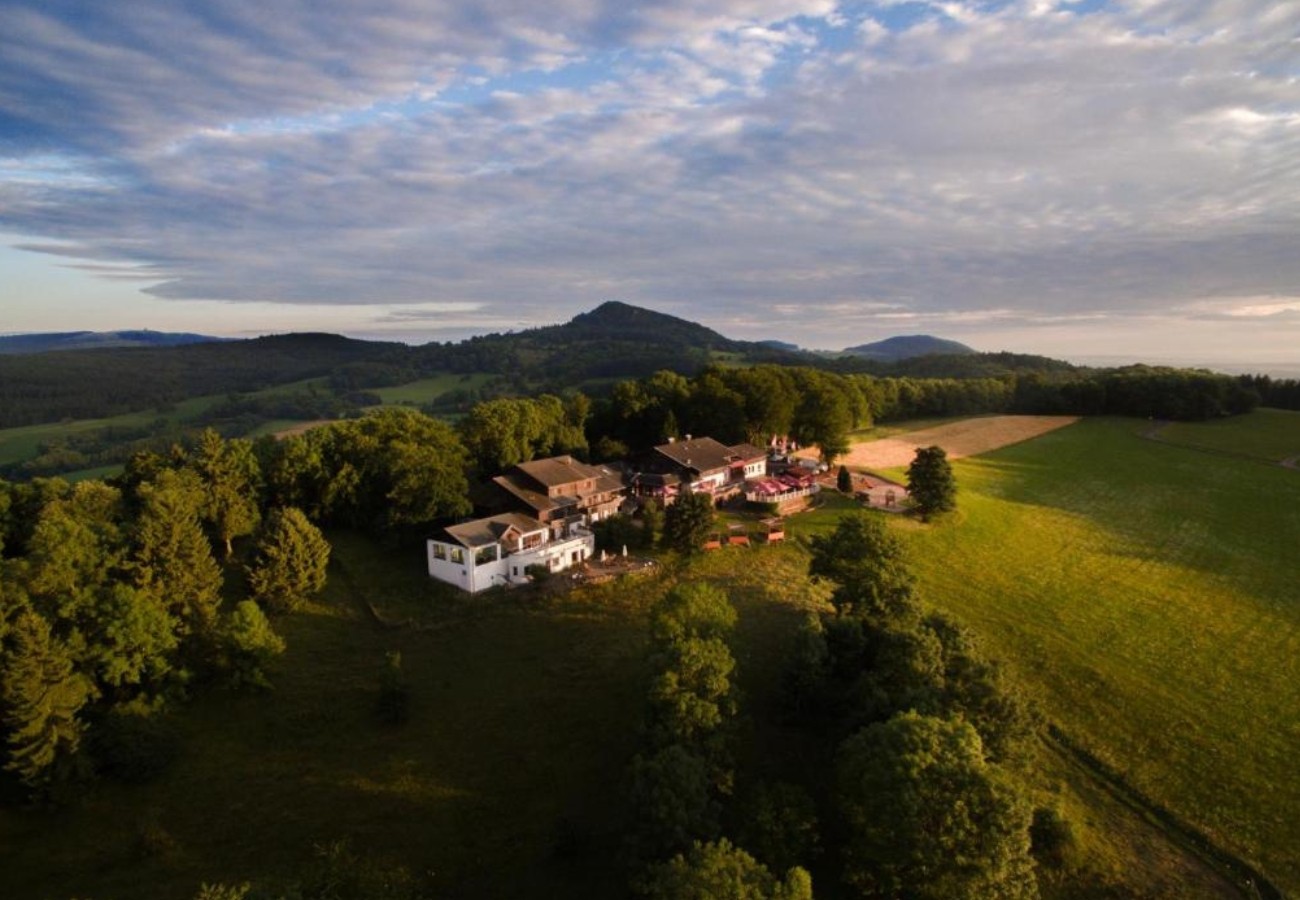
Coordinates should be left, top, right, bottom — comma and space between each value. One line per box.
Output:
907, 445, 957, 522
837, 712, 1037, 900
643, 838, 813, 900
664, 489, 715, 555
190, 429, 262, 558
808, 511, 917, 624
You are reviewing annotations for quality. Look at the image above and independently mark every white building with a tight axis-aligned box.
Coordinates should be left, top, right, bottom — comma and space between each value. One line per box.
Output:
427, 511, 595, 594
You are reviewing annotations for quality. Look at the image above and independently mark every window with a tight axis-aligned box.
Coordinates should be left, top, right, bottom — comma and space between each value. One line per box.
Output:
450, 547, 464, 564
433, 544, 447, 561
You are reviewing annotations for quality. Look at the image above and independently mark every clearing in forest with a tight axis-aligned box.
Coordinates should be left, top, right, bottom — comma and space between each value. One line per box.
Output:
806, 414, 1080, 469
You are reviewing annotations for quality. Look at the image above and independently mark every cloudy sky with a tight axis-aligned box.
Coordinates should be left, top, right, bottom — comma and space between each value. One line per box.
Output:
2, 0, 1298, 366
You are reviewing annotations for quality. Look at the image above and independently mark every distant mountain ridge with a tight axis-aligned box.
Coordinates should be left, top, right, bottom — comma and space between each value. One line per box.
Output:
841, 334, 976, 361
0, 330, 226, 354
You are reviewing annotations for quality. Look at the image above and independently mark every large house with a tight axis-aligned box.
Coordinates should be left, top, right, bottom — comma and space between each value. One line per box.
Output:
427, 511, 595, 594
492, 455, 626, 525
631, 436, 767, 504
429, 454, 624, 594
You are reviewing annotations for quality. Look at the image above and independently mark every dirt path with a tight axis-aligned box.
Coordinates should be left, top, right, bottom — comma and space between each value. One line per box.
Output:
801, 415, 1080, 470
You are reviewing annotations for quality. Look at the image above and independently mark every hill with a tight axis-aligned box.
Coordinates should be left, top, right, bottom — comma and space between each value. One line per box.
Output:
0, 333, 405, 428
842, 334, 975, 361
0, 329, 225, 354
416, 300, 808, 387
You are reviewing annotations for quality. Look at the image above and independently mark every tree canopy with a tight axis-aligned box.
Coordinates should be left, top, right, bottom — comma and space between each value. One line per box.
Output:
837, 712, 1038, 900
907, 445, 957, 521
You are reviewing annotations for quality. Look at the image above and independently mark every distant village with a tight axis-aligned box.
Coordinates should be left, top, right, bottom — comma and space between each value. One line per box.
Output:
427, 435, 831, 593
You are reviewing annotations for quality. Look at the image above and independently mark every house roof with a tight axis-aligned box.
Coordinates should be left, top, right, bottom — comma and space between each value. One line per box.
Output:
493, 456, 625, 516
514, 455, 604, 489
729, 442, 768, 462
441, 512, 545, 548
652, 437, 767, 474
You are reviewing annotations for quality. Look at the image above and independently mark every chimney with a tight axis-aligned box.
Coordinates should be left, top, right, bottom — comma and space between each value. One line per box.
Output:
667, 436, 675, 443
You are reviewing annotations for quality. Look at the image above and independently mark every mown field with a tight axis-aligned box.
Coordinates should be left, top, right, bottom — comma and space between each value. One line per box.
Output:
892, 413, 1300, 893
1156, 407, 1300, 462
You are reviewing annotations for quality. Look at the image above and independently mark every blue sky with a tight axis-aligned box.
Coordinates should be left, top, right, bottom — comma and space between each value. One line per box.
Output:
2, 0, 1298, 367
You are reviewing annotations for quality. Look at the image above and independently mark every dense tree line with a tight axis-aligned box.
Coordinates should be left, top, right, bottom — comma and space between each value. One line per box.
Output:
1238, 374, 1300, 412
588, 366, 870, 462
258, 408, 471, 532
626, 583, 814, 898
0, 410, 472, 802
776, 511, 1042, 897
457, 394, 589, 475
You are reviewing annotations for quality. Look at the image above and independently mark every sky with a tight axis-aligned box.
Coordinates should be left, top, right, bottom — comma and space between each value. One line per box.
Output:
2, 0, 1299, 369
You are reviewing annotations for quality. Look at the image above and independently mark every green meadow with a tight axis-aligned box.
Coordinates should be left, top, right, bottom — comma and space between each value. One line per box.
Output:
894, 415, 1300, 893
1157, 407, 1300, 462
369, 373, 495, 405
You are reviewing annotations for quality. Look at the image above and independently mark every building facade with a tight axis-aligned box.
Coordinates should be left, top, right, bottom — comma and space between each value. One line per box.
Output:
427, 512, 595, 593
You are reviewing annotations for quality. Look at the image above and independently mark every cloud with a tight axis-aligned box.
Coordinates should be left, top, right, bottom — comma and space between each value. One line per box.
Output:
1, 0, 1298, 350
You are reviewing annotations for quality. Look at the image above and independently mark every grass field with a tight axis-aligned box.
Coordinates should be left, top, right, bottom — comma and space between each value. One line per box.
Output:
370, 373, 494, 405
1156, 407, 1300, 462
892, 416, 1300, 893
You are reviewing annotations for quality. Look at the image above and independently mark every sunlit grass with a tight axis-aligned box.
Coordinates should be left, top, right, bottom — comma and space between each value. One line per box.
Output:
896, 417, 1300, 892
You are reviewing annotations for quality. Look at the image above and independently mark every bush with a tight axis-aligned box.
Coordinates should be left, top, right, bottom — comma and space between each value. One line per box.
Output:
1031, 806, 1078, 870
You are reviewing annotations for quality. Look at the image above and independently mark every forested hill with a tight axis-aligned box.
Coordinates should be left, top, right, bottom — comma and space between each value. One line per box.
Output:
0, 330, 225, 355
842, 334, 975, 361
411, 300, 809, 386
0, 333, 404, 427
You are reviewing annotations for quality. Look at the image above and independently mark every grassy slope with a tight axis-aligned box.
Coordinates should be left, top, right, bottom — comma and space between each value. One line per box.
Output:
0, 535, 653, 900
0, 378, 331, 468
894, 417, 1300, 892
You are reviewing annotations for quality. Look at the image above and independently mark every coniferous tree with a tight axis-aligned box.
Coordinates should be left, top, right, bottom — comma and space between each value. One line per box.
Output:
1, 610, 95, 790
132, 469, 224, 639
218, 601, 285, 690
247, 507, 331, 614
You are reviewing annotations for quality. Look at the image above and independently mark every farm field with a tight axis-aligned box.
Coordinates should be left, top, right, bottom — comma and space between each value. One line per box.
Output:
807, 414, 1080, 470
369, 373, 494, 405
1155, 407, 1300, 463
894, 416, 1300, 893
